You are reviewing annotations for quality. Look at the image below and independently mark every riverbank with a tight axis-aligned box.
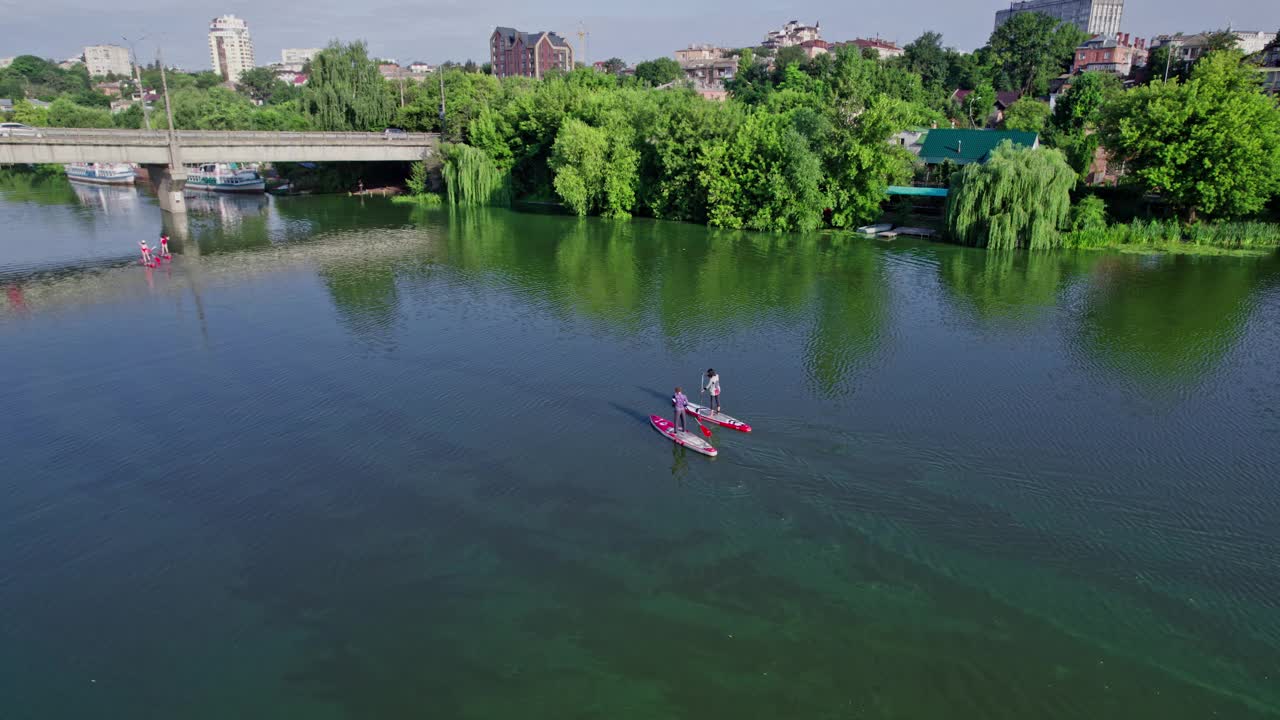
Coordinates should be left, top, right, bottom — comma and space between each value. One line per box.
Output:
1062, 219, 1280, 257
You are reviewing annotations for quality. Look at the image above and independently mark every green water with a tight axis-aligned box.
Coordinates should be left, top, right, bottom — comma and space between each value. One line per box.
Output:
1, 182, 1279, 719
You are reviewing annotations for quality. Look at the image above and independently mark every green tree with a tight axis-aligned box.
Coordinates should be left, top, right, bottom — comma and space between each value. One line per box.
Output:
1099, 51, 1280, 220
946, 142, 1077, 250
1001, 97, 1050, 132
1045, 71, 1119, 178
776, 45, 808, 68
700, 109, 826, 231
11, 99, 48, 126
302, 41, 395, 131
633, 57, 682, 86
900, 31, 950, 89
987, 12, 1088, 94
549, 116, 639, 218
960, 81, 996, 127
1051, 71, 1120, 133
45, 97, 113, 128
823, 98, 917, 228
113, 102, 144, 129
600, 57, 626, 75
236, 66, 291, 104
70, 89, 111, 108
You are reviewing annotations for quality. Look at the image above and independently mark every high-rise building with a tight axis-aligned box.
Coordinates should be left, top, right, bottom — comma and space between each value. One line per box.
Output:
994, 0, 1124, 37
281, 48, 321, 66
208, 14, 256, 84
83, 45, 132, 78
490, 27, 574, 79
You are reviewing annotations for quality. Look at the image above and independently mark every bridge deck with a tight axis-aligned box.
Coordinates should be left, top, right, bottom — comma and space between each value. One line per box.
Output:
0, 128, 439, 165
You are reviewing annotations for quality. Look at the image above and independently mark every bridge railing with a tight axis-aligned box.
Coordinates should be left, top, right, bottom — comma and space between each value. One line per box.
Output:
1, 128, 439, 144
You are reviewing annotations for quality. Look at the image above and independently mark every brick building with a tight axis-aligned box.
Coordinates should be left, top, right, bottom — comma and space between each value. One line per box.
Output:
1072, 33, 1147, 75
490, 27, 574, 79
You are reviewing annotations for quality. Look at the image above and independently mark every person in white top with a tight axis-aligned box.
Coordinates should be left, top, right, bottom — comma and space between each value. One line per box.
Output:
703, 368, 721, 415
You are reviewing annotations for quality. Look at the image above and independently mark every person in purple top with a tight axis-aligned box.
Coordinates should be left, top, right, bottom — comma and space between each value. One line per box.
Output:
672, 386, 689, 434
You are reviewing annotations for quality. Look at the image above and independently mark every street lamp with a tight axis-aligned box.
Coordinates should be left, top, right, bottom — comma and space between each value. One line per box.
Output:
121, 34, 152, 130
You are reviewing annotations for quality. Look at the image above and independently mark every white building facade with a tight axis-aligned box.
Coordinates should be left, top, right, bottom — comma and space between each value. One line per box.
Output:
763, 20, 822, 49
209, 14, 256, 84
995, 0, 1124, 38
280, 48, 320, 66
83, 44, 132, 77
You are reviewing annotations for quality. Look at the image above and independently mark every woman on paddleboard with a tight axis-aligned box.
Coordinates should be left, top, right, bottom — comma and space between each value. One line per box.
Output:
673, 386, 689, 434
703, 368, 721, 415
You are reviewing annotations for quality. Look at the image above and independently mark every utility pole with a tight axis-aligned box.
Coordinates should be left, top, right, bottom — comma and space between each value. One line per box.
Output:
122, 35, 151, 130
438, 69, 446, 133
158, 48, 177, 138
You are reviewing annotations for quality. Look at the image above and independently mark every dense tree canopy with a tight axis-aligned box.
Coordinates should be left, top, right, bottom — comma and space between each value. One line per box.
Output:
1099, 51, 1280, 220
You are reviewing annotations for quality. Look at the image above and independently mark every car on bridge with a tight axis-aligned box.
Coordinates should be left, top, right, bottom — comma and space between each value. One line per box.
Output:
383, 127, 407, 139
0, 122, 41, 137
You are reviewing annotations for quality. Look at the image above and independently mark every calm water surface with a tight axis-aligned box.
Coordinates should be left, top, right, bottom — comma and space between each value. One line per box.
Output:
2, 178, 1279, 719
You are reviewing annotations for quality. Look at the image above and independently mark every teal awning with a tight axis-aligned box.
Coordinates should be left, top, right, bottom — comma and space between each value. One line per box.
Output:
886, 186, 948, 197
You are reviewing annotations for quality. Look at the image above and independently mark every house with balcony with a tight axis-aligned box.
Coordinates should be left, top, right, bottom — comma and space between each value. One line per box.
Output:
762, 20, 822, 49
679, 57, 738, 100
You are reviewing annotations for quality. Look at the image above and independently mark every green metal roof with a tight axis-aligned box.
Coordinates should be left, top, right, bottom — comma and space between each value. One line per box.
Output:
918, 129, 1038, 165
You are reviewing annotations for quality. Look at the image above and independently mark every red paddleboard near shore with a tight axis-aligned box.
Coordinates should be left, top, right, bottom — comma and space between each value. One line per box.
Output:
650, 415, 718, 457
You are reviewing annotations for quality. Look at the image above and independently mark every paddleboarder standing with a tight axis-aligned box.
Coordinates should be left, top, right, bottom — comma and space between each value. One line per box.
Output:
703, 368, 721, 415
673, 386, 689, 434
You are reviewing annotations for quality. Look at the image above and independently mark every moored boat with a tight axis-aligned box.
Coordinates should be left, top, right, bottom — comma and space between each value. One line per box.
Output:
64, 163, 136, 185
187, 163, 266, 193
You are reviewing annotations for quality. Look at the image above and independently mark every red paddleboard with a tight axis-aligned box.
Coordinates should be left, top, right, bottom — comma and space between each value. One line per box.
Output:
650, 415, 718, 457
675, 400, 753, 433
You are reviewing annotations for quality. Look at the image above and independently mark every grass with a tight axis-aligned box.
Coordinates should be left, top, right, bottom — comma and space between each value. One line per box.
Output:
390, 193, 445, 207
1062, 219, 1280, 257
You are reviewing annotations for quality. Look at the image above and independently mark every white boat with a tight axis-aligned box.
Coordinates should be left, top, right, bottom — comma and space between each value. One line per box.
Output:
187, 163, 266, 193
64, 162, 136, 185
855, 223, 893, 235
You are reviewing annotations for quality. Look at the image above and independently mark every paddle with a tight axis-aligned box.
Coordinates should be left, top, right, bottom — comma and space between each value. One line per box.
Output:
694, 375, 713, 438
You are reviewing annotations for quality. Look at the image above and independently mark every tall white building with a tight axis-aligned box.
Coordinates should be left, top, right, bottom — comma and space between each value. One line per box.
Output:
83, 44, 132, 78
995, 0, 1124, 38
208, 14, 255, 83
280, 48, 321, 66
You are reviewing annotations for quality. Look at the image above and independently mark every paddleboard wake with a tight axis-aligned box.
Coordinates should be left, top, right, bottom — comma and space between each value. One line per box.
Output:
650, 415, 718, 457
675, 400, 753, 433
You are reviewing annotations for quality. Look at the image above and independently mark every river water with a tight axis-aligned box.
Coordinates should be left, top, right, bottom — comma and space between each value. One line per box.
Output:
2, 178, 1279, 719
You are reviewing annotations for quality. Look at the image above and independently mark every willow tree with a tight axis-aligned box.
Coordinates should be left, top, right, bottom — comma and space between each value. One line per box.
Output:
440, 143, 509, 206
946, 142, 1076, 250
302, 41, 394, 131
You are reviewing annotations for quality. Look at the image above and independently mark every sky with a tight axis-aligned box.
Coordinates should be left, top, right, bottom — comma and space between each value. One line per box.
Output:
0, 0, 1274, 71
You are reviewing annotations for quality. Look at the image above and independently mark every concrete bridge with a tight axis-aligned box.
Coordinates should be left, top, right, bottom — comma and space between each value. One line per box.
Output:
0, 128, 439, 165
0, 128, 439, 217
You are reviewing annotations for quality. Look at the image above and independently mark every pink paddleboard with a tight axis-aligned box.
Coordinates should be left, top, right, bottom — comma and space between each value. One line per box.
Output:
650, 415, 718, 457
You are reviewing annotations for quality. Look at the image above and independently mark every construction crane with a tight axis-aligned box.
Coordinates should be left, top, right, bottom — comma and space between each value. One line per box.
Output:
576, 22, 589, 67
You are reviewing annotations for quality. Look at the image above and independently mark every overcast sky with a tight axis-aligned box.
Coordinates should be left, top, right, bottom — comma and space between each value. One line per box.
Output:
0, 0, 1274, 71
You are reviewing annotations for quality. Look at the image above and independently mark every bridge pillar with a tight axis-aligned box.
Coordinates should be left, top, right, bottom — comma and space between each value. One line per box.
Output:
160, 209, 193, 256
145, 164, 188, 216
